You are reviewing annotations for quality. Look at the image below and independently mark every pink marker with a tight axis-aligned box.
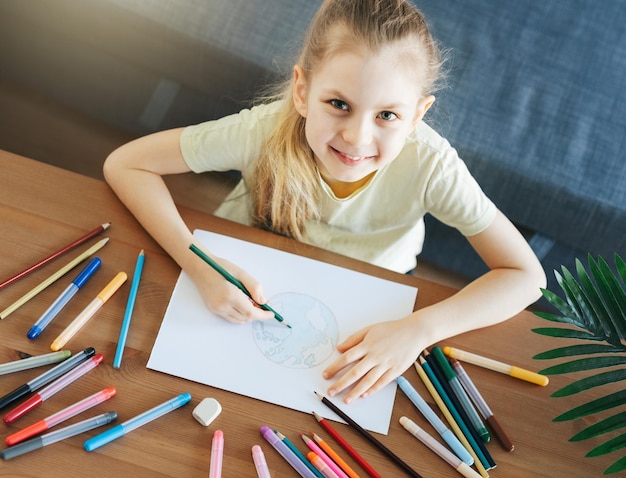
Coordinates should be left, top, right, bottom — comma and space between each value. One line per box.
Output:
209, 429, 224, 478
301, 433, 348, 478
252, 444, 271, 478
3, 353, 104, 424
5, 387, 116, 446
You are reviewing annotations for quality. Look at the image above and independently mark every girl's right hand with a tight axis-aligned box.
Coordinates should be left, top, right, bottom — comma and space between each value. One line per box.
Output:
189, 257, 276, 325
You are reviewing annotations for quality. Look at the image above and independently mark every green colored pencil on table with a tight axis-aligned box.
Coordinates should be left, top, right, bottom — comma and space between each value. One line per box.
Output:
189, 243, 291, 328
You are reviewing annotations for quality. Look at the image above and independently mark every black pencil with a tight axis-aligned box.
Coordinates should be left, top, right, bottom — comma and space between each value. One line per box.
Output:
314, 391, 422, 478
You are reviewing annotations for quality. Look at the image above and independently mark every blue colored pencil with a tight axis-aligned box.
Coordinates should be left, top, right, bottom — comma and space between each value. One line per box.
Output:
113, 249, 144, 368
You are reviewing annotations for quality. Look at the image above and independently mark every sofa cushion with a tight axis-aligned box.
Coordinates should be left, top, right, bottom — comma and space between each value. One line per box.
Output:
413, 0, 626, 258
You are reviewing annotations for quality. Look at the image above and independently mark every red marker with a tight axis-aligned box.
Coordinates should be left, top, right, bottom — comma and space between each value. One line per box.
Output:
5, 387, 116, 446
3, 354, 104, 423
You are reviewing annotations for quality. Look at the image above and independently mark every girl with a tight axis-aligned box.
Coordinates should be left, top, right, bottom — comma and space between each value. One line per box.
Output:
104, 0, 546, 405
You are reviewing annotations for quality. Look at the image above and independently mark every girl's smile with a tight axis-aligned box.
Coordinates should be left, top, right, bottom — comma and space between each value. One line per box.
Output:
330, 146, 376, 166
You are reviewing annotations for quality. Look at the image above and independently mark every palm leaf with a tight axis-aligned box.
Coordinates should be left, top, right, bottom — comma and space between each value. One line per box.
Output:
588, 256, 626, 342
587, 432, 626, 457
531, 327, 600, 340
569, 410, 626, 442
534, 344, 624, 360
540, 287, 586, 327
539, 356, 626, 375
551, 369, 626, 397
532, 254, 626, 475
554, 390, 626, 422
576, 257, 617, 340
604, 455, 626, 475
617, 254, 626, 284
559, 266, 597, 332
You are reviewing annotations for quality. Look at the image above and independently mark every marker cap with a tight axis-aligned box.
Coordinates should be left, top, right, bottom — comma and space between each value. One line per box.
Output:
509, 366, 549, 386
74, 257, 102, 287
0, 436, 44, 460
84, 424, 125, 452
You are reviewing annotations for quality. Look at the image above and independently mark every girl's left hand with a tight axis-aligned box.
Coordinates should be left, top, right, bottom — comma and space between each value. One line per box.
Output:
322, 317, 424, 404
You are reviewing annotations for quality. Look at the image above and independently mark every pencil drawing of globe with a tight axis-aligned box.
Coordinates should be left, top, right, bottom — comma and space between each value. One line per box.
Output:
252, 292, 339, 369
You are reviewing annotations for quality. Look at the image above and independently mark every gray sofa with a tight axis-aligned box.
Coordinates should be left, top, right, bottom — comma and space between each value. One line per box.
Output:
2, 0, 624, 295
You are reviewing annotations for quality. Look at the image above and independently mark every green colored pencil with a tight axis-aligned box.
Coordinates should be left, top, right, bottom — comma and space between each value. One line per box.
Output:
189, 243, 291, 328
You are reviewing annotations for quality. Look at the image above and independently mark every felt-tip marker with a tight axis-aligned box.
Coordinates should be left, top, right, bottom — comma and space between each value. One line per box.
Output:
27, 257, 101, 339
0, 347, 95, 411
84, 392, 191, 451
5, 387, 116, 446
397, 376, 473, 465
0, 350, 71, 375
0, 412, 118, 460
50, 272, 127, 351
3, 353, 104, 423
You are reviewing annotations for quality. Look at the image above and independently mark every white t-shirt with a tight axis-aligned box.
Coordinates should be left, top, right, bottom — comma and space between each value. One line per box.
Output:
180, 101, 496, 272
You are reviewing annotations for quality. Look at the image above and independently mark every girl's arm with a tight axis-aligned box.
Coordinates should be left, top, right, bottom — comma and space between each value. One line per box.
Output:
322, 210, 547, 404
103, 129, 274, 323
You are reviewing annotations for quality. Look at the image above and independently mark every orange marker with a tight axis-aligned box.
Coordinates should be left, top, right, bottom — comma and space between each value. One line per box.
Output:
51, 272, 127, 351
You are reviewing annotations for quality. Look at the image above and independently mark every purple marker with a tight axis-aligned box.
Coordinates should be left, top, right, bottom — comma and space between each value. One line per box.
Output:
260, 425, 317, 478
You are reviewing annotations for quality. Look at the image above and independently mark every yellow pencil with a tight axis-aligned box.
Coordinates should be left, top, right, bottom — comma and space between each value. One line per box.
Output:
311, 431, 361, 478
0, 238, 110, 320
51, 271, 127, 351
414, 360, 489, 478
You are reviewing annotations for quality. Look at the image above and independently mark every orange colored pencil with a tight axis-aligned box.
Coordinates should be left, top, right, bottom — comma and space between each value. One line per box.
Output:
312, 431, 361, 478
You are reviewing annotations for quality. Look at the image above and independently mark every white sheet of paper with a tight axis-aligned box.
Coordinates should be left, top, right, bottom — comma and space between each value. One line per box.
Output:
147, 229, 418, 434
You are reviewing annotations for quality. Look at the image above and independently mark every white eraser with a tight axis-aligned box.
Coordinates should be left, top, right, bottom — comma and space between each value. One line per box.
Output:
192, 397, 222, 426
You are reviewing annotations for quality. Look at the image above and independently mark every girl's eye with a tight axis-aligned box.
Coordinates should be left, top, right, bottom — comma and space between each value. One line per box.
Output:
379, 111, 398, 121
329, 99, 349, 111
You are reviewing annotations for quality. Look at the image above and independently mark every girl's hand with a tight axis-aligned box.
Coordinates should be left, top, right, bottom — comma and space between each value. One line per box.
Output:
190, 257, 276, 324
322, 316, 423, 404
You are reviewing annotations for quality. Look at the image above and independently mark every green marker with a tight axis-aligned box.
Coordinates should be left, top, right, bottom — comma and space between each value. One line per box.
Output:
432, 347, 491, 443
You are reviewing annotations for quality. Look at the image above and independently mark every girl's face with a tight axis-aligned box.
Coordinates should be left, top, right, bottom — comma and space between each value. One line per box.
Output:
293, 47, 434, 197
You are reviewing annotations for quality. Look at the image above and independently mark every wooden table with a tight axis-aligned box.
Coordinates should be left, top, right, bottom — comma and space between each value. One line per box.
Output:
0, 150, 617, 477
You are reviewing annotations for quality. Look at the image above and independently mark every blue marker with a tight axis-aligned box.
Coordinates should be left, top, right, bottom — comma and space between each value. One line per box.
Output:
27, 257, 101, 339
397, 376, 474, 466
84, 392, 192, 451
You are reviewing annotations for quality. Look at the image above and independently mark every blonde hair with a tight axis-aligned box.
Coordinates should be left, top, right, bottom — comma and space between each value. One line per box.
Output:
252, 0, 443, 240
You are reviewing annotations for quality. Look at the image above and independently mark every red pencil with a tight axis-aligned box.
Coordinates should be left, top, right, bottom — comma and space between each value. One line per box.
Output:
312, 411, 381, 478
0, 222, 110, 289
